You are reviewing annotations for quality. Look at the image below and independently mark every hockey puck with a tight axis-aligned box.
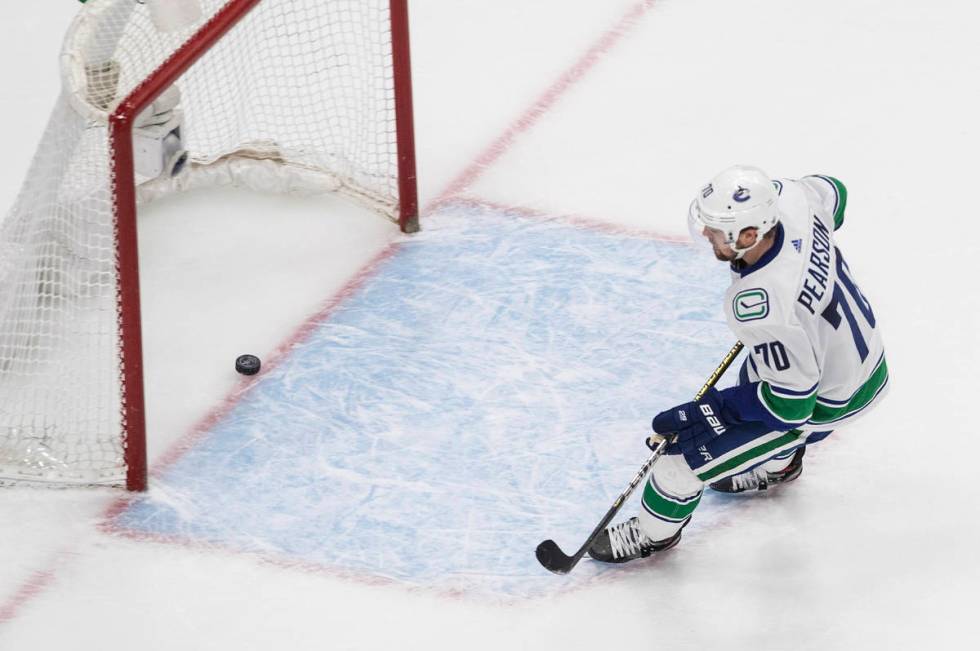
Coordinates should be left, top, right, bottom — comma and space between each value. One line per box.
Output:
235, 354, 261, 376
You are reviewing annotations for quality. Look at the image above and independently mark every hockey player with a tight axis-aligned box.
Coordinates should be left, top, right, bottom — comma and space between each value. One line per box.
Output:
589, 165, 889, 564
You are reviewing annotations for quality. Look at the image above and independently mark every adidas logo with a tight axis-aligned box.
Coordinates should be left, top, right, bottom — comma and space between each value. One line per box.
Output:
792, 238, 802, 253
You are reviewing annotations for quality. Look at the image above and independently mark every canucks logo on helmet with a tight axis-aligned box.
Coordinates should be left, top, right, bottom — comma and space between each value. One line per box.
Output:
687, 165, 780, 260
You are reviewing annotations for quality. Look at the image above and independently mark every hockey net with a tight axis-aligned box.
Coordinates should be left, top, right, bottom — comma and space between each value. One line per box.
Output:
0, 0, 418, 490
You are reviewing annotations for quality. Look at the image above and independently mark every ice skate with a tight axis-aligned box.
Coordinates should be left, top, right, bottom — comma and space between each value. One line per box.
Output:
709, 447, 806, 493
587, 516, 682, 563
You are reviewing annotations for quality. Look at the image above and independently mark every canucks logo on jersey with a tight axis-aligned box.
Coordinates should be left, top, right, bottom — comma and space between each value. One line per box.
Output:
732, 288, 769, 322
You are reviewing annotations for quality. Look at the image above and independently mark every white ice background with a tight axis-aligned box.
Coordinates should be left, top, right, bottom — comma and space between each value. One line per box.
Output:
2, 1, 980, 650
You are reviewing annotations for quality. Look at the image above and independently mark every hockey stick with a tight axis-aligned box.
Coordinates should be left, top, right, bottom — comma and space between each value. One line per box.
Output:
535, 341, 744, 575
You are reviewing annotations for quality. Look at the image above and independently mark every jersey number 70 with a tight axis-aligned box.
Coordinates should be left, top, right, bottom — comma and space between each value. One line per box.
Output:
821, 248, 876, 362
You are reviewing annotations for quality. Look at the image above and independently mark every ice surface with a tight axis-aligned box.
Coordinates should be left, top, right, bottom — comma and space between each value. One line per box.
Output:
110, 204, 730, 599
3, 1, 980, 650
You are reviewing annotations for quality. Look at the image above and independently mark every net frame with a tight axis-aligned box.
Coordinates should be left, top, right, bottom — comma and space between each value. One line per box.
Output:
1, 0, 419, 491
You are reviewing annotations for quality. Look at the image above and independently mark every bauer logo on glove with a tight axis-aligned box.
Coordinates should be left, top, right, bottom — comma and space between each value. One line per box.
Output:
652, 388, 741, 455
699, 404, 726, 435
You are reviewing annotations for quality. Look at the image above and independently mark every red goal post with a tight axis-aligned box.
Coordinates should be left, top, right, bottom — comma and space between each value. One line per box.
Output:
0, 0, 419, 491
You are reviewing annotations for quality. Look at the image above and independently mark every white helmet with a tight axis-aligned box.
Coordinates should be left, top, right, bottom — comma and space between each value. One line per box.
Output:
688, 165, 779, 259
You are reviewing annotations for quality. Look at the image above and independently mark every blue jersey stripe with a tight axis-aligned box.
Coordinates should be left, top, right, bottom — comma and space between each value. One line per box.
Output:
769, 382, 819, 397
815, 353, 886, 406
811, 375, 889, 425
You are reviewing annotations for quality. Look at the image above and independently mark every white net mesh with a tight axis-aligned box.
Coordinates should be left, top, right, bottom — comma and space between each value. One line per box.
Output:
0, 0, 405, 487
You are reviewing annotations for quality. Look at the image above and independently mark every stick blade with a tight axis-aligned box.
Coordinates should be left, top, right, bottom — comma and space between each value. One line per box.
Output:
535, 539, 576, 575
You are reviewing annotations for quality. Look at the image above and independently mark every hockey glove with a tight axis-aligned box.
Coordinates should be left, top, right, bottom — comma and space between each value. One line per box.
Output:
651, 388, 741, 454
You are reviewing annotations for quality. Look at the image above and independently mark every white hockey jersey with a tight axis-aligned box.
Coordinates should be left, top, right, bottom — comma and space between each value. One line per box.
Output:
724, 176, 888, 431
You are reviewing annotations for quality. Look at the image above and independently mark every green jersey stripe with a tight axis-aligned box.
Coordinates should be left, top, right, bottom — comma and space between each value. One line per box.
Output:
825, 176, 847, 230
760, 382, 817, 424
696, 430, 803, 482
811, 357, 889, 424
